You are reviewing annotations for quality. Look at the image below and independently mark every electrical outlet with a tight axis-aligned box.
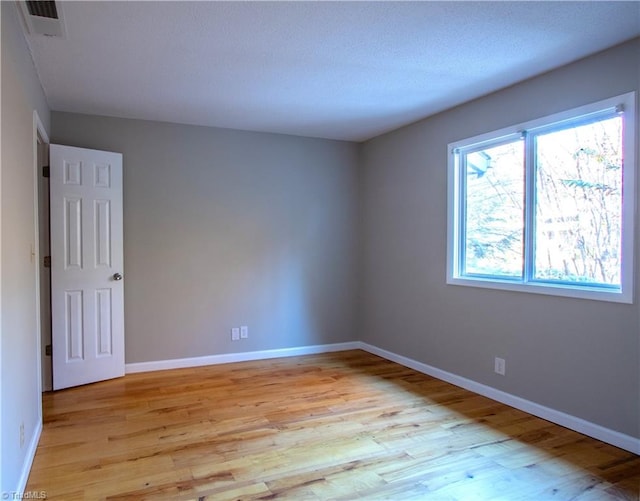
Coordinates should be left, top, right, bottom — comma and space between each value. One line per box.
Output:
494, 357, 506, 376
20, 422, 25, 448
240, 326, 248, 339
231, 327, 240, 341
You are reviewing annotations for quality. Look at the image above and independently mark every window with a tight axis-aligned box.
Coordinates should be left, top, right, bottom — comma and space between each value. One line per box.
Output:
447, 92, 636, 303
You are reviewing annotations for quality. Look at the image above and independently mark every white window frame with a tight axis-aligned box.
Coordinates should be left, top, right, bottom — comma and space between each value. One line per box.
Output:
447, 92, 636, 303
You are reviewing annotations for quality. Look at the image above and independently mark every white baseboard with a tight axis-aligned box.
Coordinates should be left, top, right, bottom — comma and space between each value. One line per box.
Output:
125, 341, 361, 374
359, 342, 640, 455
16, 419, 42, 496
125, 339, 639, 455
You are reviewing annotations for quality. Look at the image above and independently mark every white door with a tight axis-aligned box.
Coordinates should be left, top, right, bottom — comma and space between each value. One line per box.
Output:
50, 144, 124, 390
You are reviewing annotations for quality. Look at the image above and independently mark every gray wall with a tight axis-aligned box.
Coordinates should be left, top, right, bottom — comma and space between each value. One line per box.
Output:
3, 2, 637, 489
52, 114, 360, 364
361, 38, 640, 438
47, 36, 639, 446
1, 2, 51, 493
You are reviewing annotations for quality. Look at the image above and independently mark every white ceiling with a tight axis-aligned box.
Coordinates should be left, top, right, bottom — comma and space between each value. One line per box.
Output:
23, 1, 640, 142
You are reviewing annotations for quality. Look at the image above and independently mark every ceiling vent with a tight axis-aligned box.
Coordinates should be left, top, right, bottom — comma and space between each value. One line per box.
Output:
26, 1, 58, 19
19, 1, 66, 38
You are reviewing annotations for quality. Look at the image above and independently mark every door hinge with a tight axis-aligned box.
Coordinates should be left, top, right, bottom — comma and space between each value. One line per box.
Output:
43, 256, 51, 268
45, 345, 52, 356
42, 165, 50, 178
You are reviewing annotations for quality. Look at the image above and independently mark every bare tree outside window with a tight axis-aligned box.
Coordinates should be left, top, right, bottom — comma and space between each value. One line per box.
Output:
463, 116, 623, 285
464, 141, 524, 277
534, 117, 622, 285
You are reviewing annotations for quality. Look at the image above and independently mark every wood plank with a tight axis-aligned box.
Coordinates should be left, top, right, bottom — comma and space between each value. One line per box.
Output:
26, 350, 640, 500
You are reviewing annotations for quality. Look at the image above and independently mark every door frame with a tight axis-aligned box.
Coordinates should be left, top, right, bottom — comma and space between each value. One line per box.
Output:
33, 111, 49, 396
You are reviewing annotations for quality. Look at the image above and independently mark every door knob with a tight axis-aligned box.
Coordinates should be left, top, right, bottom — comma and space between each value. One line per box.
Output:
113, 273, 123, 281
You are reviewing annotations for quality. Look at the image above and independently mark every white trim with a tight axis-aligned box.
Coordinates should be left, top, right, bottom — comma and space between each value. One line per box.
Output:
33, 111, 49, 145
446, 276, 632, 303
11, 111, 49, 498
125, 342, 361, 374
447, 92, 636, 304
33, 111, 48, 403
16, 420, 42, 496
359, 342, 640, 455
13, 113, 49, 497
125, 339, 639, 454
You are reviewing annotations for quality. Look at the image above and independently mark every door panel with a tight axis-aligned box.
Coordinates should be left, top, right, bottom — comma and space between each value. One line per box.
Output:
94, 200, 112, 267
64, 197, 82, 269
95, 288, 113, 356
50, 144, 124, 390
65, 290, 84, 360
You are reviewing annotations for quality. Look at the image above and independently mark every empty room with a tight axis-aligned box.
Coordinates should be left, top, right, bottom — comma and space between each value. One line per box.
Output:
1, 1, 639, 499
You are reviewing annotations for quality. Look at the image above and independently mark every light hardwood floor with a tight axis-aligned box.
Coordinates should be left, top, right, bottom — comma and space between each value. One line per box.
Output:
27, 350, 639, 500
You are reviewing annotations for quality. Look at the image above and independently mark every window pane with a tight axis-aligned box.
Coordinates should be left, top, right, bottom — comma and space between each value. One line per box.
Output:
534, 116, 622, 286
463, 140, 524, 277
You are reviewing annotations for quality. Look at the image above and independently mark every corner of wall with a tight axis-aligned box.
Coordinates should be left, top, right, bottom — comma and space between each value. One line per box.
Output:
1, 0, 50, 495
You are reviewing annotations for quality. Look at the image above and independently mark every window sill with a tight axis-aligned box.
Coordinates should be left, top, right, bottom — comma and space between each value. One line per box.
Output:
446, 276, 632, 304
